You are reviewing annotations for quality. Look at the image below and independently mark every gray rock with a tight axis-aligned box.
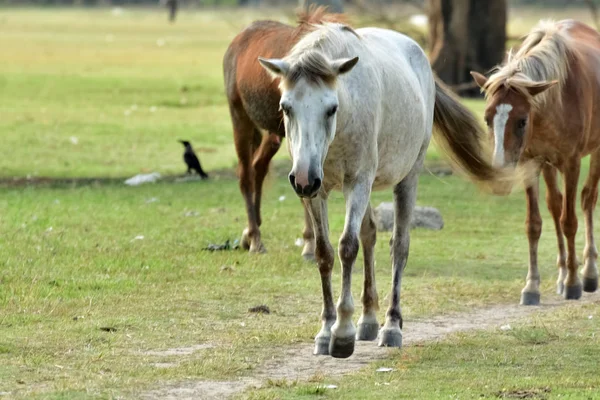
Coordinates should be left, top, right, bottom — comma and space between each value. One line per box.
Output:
373, 202, 444, 232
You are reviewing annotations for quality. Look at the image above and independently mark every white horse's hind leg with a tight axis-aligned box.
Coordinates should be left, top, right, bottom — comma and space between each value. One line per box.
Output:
356, 203, 380, 341
330, 179, 372, 358
303, 196, 336, 355
379, 168, 418, 348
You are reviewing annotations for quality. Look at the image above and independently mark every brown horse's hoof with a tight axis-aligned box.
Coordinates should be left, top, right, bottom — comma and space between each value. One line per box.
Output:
329, 335, 355, 358
313, 336, 330, 356
520, 291, 540, 306
564, 284, 583, 300
378, 328, 403, 348
302, 252, 316, 262
583, 277, 598, 293
241, 229, 251, 251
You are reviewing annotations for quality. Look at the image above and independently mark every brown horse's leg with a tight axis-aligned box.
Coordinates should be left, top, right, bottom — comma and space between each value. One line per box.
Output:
561, 159, 583, 299
356, 203, 379, 341
581, 150, 600, 293
542, 165, 567, 295
301, 202, 316, 261
231, 105, 263, 253
303, 195, 336, 356
521, 175, 542, 305
379, 166, 419, 348
252, 132, 281, 228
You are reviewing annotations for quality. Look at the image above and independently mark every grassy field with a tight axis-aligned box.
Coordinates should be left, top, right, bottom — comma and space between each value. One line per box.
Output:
1, 6, 599, 400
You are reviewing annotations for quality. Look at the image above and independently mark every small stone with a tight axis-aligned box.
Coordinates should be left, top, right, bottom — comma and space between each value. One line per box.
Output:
294, 238, 304, 247
500, 324, 512, 331
374, 202, 443, 232
376, 367, 394, 372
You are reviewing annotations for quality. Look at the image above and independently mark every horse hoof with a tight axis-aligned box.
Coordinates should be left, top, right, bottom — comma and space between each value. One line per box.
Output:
249, 243, 266, 254
313, 336, 330, 356
583, 277, 598, 293
520, 291, 540, 306
564, 284, 583, 300
329, 335, 355, 358
378, 328, 403, 348
241, 229, 251, 251
302, 252, 315, 262
356, 322, 379, 341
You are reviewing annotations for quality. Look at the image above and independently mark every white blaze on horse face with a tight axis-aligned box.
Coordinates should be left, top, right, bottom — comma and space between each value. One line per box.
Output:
492, 103, 513, 168
282, 81, 337, 188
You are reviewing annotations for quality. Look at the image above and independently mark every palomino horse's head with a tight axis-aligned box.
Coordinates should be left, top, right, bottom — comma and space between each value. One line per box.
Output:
471, 71, 556, 168
258, 52, 359, 198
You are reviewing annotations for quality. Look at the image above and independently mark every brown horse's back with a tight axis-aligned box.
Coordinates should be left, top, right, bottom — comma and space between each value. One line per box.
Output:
223, 20, 295, 134
223, 8, 342, 134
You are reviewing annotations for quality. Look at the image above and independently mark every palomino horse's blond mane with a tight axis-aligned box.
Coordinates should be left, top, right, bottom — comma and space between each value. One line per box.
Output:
483, 20, 573, 110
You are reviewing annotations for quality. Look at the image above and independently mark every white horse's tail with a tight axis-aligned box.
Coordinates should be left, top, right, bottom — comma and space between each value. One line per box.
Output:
432, 78, 500, 183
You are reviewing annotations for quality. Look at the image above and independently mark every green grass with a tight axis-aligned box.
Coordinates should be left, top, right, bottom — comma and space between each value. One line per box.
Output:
1, 6, 599, 399
246, 304, 600, 399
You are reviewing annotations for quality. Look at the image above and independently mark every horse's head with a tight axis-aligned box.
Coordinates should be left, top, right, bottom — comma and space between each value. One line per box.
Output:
259, 52, 358, 198
471, 71, 556, 169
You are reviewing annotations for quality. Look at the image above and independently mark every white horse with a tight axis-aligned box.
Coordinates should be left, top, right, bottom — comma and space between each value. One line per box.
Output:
259, 23, 498, 358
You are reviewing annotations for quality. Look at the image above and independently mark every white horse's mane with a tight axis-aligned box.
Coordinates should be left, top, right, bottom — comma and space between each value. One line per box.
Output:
283, 23, 361, 85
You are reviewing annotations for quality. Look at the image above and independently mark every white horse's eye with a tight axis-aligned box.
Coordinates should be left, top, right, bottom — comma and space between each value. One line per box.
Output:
326, 105, 338, 118
280, 103, 292, 116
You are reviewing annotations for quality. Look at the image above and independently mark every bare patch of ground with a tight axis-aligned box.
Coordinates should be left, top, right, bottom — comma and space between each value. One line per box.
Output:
141, 292, 600, 400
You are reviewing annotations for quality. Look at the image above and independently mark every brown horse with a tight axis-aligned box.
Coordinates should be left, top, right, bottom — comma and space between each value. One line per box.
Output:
471, 20, 600, 305
223, 8, 340, 255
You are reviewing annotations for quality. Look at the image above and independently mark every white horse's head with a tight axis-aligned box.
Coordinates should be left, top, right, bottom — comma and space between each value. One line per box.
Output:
259, 51, 358, 198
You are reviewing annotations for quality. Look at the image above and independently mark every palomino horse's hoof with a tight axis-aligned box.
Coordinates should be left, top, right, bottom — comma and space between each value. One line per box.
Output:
378, 328, 403, 348
313, 336, 330, 356
356, 322, 379, 341
564, 284, 583, 300
583, 277, 598, 293
329, 335, 355, 358
520, 291, 541, 306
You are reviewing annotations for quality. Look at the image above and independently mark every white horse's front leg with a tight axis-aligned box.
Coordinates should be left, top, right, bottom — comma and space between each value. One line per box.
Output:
303, 196, 336, 355
330, 179, 372, 358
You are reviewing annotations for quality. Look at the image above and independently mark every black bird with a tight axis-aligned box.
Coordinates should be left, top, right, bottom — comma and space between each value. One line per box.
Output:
179, 140, 209, 179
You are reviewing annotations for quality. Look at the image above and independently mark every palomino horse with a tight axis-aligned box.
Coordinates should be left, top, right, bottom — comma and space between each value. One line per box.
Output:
223, 8, 340, 255
259, 23, 498, 358
471, 20, 600, 305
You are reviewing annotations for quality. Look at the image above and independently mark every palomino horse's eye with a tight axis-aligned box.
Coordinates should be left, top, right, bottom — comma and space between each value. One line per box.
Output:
517, 119, 528, 129
326, 105, 338, 118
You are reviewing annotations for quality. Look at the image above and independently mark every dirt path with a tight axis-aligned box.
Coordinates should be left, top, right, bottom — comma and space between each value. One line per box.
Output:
141, 292, 600, 400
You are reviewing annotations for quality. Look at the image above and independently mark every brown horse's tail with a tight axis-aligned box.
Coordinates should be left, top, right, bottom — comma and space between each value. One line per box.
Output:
432, 77, 500, 184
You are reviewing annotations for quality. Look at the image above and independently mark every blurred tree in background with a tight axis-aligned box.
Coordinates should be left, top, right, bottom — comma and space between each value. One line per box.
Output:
428, 0, 507, 96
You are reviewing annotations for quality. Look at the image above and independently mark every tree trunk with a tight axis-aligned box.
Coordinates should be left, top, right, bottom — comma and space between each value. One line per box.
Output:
428, 0, 507, 96
300, 0, 343, 13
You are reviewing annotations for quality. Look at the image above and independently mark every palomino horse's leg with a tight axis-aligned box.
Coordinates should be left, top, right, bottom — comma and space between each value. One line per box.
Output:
542, 165, 568, 295
301, 202, 316, 261
329, 179, 372, 358
356, 203, 379, 341
580, 150, 600, 293
252, 132, 281, 229
562, 159, 583, 299
379, 167, 418, 348
521, 175, 543, 305
303, 196, 336, 355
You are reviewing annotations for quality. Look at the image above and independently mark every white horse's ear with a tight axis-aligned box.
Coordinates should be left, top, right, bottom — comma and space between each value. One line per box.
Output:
526, 80, 558, 97
332, 56, 359, 76
470, 71, 488, 89
258, 57, 290, 78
